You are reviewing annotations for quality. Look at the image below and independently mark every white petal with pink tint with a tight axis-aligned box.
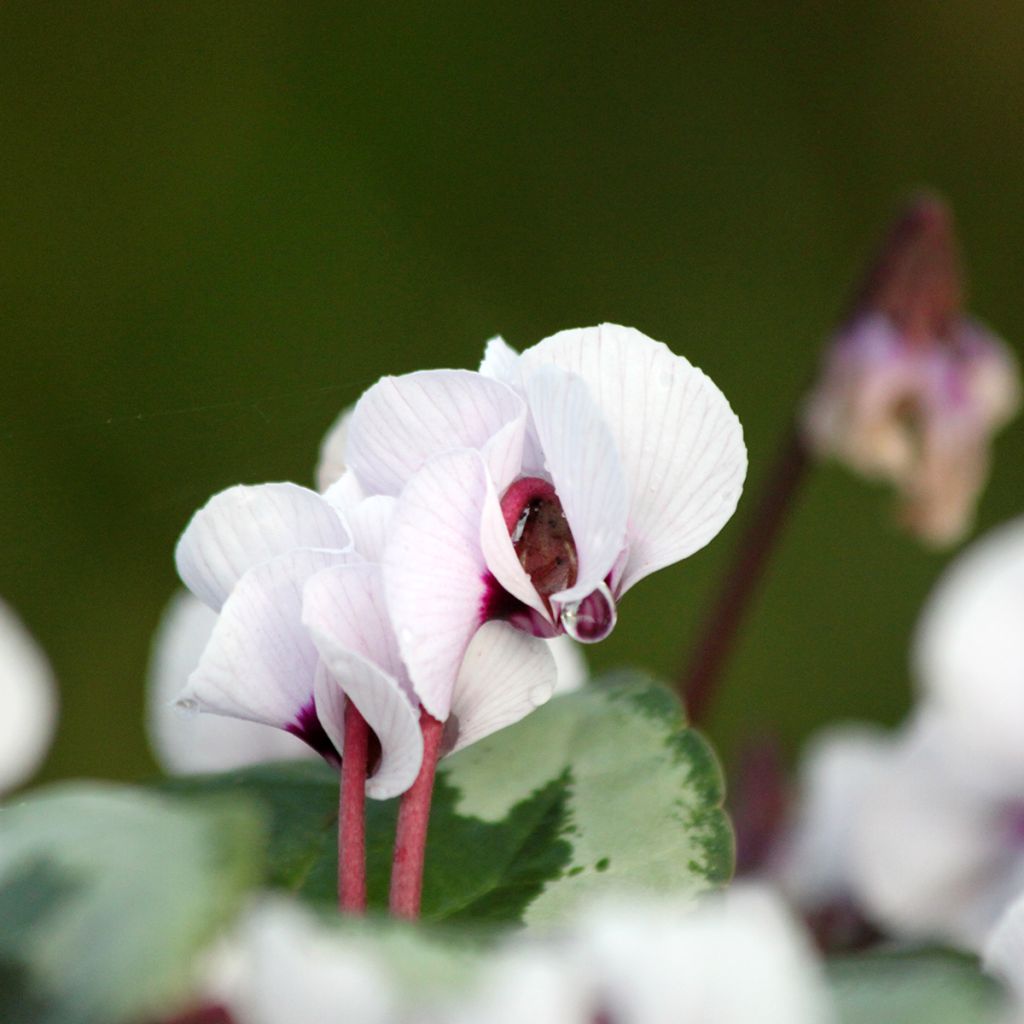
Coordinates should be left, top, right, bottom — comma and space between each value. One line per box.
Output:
342, 495, 397, 562
179, 549, 349, 733
520, 324, 747, 593
323, 471, 365, 513
346, 370, 527, 496
148, 590, 313, 775
525, 365, 628, 604
445, 621, 557, 755
313, 663, 422, 800
176, 483, 352, 612
384, 450, 503, 720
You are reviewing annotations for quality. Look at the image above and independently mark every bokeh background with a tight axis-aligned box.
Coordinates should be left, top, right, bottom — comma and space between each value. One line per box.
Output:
2, 3, 1022, 784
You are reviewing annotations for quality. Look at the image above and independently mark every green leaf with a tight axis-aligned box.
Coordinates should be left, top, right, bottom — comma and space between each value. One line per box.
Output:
828, 948, 1004, 1024
0, 783, 264, 1024
163, 671, 732, 926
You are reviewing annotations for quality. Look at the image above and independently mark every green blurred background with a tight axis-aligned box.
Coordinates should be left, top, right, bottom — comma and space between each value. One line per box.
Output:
2, 3, 1021, 784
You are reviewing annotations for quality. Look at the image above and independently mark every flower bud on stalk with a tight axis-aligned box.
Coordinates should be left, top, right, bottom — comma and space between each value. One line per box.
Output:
803, 194, 1020, 545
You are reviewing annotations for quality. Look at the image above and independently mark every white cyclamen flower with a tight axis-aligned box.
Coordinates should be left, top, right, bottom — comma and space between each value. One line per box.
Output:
346, 324, 745, 727
0, 599, 58, 794
174, 482, 557, 797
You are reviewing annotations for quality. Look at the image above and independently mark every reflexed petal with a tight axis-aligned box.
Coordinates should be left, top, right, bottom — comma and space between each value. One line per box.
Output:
849, 713, 1019, 949
524, 365, 628, 604
175, 483, 352, 611
315, 407, 353, 492
913, 516, 1024, 770
773, 725, 894, 910
314, 665, 422, 800
0, 600, 57, 793
342, 495, 397, 562
547, 635, 588, 694
445, 621, 557, 755
521, 324, 747, 593
346, 370, 527, 496
147, 590, 312, 775
383, 450, 493, 720
179, 549, 350, 738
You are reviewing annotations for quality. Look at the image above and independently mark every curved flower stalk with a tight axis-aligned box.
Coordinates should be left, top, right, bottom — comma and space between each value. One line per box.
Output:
174, 483, 557, 800
346, 324, 745, 722
803, 195, 1020, 545
0, 599, 58, 794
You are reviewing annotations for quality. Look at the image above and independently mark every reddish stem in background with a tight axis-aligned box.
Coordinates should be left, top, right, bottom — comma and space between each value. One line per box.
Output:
680, 423, 810, 726
389, 711, 445, 919
338, 702, 369, 913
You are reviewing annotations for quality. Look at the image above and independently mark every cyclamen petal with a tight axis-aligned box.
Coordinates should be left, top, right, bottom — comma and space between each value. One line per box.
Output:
303, 563, 423, 799
176, 483, 352, 611
383, 449, 494, 720
179, 549, 351, 759
518, 324, 746, 594
147, 590, 313, 775
524, 365, 628, 605
346, 370, 528, 497
340, 494, 397, 563
445, 621, 557, 755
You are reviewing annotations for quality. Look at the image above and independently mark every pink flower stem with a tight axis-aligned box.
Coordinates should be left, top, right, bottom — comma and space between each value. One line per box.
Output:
680, 422, 810, 726
389, 710, 445, 920
338, 702, 369, 914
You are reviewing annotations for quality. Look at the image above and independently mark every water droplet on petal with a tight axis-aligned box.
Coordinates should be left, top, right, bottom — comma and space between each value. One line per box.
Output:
560, 582, 617, 644
176, 698, 198, 712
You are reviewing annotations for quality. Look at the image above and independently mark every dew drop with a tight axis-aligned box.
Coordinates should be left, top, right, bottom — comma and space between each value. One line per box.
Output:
176, 698, 198, 712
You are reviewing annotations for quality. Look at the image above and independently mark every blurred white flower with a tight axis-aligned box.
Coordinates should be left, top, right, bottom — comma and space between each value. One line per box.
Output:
984, 890, 1024, 1016
772, 724, 894, 918
460, 885, 834, 1024
205, 900, 399, 1024
914, 515, 1024, 772
803, 196, 1019, 546
147, 590, 314, 775
849, 711, 1024, 951
0, 599, 57, 794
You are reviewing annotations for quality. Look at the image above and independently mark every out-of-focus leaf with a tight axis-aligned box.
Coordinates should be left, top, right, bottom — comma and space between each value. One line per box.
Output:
828, 948, 1004, 1024
0, 783, 264, 1024
164, 672, 732, 926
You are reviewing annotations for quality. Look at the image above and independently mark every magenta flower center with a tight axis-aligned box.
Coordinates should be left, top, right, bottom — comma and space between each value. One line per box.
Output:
500, 477, 579, 599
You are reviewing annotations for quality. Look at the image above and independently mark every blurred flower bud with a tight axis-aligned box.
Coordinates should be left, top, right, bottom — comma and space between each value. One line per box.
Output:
803, 195, 1020, 546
